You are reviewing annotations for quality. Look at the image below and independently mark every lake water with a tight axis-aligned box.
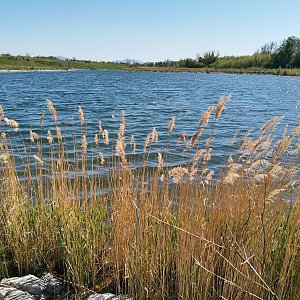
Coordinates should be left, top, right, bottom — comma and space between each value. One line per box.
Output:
0, 70, 299, 172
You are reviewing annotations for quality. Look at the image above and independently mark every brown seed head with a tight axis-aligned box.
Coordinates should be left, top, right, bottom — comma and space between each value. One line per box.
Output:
200, 105, 214, 125
29, 130, 39, 142
151, 127, 158, 142
82, 134, 87, 154
78, 106, 84, 125
178, 133, 187, 142
9, 119, 19, 128
0, 153, 9, 163
56, 126, 62, 142
157, 152, 163, 171
102, 129, 109, 145
98, 120, 103, 133
47, 130, 54, 144
193, 149, 206, 164
292, 125, 300, 136
99, 152, 105, 164
187, 128, 204, 148
0, 105, 4, 121
168, 116, 176, 133
33, 155, 43, 165
215, 95, 231, 120
229, 131, 238, 146
223, 171, 240, 184
206, 170, 214, 181
130, 134, 136, 153
40, 113, 45, 125
169, 166, 188, 183
116, 139, 126, 156
144, 133, 151, 153
203, 148, 212, 162
4, 118, 19, 131
46, 99, 58, 122
94, 134, 99, 145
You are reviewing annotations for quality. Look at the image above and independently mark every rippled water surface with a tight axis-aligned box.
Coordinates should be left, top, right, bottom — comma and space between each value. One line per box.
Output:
0, 70, 300, 170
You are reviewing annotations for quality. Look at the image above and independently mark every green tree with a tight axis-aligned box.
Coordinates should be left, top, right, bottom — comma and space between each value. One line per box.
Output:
256, 41, 277, 55
272, 36, 300, 68
197, 50, 219, 67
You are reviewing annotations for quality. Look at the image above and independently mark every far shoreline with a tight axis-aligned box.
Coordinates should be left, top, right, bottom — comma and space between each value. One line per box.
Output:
0, 66, 300, 76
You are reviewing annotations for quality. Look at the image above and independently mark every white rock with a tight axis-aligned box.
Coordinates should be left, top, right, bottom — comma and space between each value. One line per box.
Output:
87, 293, 132, 300
0, 285, 36, 300
1, 274, 45, 296
87, 293, 116, 300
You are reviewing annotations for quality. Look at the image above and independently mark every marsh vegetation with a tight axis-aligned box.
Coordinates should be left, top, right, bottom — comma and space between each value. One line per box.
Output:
0, 98, 299, 299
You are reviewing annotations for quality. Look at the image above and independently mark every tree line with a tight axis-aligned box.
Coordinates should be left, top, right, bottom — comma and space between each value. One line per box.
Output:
144, 36, 300, 69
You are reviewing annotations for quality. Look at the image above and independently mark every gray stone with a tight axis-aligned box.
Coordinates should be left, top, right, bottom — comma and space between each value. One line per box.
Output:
0, 285, 36, 300
0, 275, 45, 296
41, 273, 62, 295
87, 293, 116, 300
87, 294, 132, 300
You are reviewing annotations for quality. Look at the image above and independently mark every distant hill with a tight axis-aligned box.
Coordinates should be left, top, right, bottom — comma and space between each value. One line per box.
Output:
0, 53, 129, 71
113, 59, 143, 64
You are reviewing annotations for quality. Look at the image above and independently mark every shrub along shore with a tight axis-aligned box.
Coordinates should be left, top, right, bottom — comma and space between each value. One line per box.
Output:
0, 97, 299, 299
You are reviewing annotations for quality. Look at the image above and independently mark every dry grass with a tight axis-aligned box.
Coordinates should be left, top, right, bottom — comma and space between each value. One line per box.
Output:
0, 97, 299, 299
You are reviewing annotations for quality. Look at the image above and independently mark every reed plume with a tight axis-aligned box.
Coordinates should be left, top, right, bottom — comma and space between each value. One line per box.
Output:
40, 113, 45, 125
151, 127, 158, 142
4, 117, 19, 131
143, 133, 151, 153
98, 120, 103, 133
102, 129, 109, 145
215, 95, 231, 119
200, 105, 214, 125
47, 130, 54, 144
169, 166, 188, 183
98, 152, 105, 165
168, 116, 176, 133
29, 130, 39, 143
157, 152, 163, 171
130, 134, 136, 153
82, 134, 87, 155
78, 106, 84, 125
94, 134, 99, 145
0, 153, 9, 163
0, 105, 4, 121
56, 126, 62, 142
33, 154, 43, 165
46, 99, 58, 122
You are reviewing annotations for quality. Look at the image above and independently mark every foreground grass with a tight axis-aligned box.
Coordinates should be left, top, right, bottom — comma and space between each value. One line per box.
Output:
0, 98, 299, 299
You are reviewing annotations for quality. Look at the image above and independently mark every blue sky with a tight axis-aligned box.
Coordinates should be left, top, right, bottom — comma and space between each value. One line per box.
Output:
1, 0, 299, 62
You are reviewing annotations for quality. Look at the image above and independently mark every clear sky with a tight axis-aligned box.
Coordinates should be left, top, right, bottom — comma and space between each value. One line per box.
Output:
1, 0, 299, 62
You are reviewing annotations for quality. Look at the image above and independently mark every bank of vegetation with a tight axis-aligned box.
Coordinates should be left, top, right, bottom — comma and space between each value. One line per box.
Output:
143, 36, 300, 75
1, 36, 300, 76
0, 54, 127, 71
0, 98, 300, 299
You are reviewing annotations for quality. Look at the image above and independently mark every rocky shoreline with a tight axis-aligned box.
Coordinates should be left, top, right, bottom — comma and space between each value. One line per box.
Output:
0, 274, 131, 300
